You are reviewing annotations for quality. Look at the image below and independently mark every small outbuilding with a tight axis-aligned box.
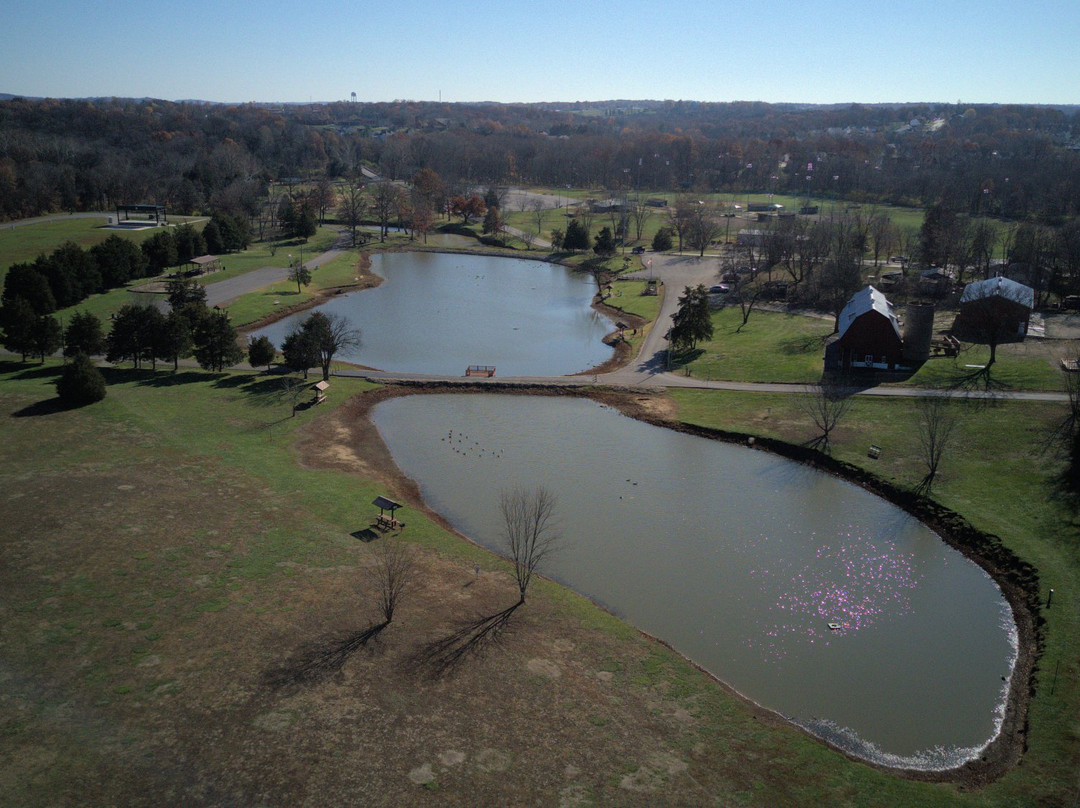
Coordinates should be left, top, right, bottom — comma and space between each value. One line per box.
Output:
824, 285, 906, 371
188, 255, 222, 274
372, 495, 402, 530
957, 276, 1034, 339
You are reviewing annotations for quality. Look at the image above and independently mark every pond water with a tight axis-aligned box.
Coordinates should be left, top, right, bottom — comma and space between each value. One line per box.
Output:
252, 252, 613, 376
372, 394, 1017, 769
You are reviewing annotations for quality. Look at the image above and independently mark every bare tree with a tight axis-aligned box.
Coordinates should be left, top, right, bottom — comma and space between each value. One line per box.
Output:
685, 202, 725, 257
529, 199, 547, 244
337, 184, 367, 247
914, 392, 959, 494
630, 195, 652, 243
411, 486, 560, 678
799, 382, 854, 453
370, 181, 402, 242
735, 283, 764, 333
263, 539, 415, 690
868, 210, 898, 267
279, 375, 308, 417
500, 486, 561, 604
666, 195, 697, 252
370, 537, 416, 625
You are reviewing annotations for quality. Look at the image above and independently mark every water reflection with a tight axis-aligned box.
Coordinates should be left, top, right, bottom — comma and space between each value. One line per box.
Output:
251, 252, 613, 376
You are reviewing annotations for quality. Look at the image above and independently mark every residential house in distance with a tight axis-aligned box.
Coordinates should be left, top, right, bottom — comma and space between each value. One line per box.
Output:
824, 285, 906, 371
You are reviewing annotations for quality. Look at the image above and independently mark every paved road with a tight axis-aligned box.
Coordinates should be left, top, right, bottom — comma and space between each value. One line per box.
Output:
203, 230, 350, 307
603, 253, 725, 386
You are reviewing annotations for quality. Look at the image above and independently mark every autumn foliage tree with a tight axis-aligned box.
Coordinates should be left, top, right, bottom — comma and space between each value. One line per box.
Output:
449, 194, 486, 224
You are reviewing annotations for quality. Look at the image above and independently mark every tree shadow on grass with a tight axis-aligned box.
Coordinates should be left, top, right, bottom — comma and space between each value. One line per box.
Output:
666, 347, 705, 371
12, 364, 60, 381
10, 397, 72, 418
131, 370, 216, 388
778, 334, 828, 356
262, 622, 389, 693
942, 365, 1012, 398
409, 601, 522, 679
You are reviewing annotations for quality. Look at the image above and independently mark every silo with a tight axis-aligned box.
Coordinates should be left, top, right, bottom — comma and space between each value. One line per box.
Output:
902, 302, 935, 362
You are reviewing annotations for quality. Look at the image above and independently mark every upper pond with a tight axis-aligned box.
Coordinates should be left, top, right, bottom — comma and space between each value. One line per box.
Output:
251, 252, 614, 376
372, 394, 1017, 770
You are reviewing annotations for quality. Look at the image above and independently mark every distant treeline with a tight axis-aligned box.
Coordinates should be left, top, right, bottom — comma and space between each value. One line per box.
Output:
1, 96, 1079, 223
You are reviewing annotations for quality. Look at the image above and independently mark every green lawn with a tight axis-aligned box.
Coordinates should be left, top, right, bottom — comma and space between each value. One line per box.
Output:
0, 215, 205, 284
2, 361, 1077, 804
680, 307, 833, 382
225, 250, 368, 327
44, 228, 341, 325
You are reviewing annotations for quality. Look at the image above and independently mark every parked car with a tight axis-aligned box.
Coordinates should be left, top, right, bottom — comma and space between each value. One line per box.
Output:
631, 245, 646, 254
709, 284, 731, 294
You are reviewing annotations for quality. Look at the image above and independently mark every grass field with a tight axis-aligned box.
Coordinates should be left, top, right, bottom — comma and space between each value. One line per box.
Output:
224, 249, 370, 327
1, 362, 1077, 805
677, 306, 1067, 391
0, 215, 205, 285
2, 198, 1078, 803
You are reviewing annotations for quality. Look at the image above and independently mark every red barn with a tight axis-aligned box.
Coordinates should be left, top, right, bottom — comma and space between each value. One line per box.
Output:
824, 286, 905, 371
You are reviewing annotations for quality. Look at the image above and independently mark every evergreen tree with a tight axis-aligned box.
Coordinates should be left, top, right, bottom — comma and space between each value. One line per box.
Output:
202, 219, 224, 254
652, 227, 674, 252
30, 314, 63, 363
666, 284, 713, 351
593, 226, 616, 256
247, 335, 277, 371
63, 310, 105, 357
0, 297, 39, 361
563, 219, 589, 251
282, 328, 319, 379
2, 263, 57, 314
192, 310, 243, 372
55, 353, 106, 406
142, 230, 178, 274
91, 234, 149, 286
157, 311, 194, 371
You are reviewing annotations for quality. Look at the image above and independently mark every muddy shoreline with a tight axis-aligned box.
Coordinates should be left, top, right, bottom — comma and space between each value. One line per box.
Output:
296, 381, 1038, 789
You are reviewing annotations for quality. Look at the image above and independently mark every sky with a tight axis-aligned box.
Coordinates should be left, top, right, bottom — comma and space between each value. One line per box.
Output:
2, 0, 1078, 106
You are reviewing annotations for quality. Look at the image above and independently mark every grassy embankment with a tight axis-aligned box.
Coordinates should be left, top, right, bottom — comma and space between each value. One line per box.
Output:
670, 386, 1080, 806
1, 358, 1077, 805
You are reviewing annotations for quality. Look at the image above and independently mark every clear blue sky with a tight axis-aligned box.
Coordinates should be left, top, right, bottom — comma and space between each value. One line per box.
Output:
2, 0, 1077, 105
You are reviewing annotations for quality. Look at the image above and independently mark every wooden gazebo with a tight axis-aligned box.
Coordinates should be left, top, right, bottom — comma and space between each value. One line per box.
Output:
373, 496, 402, 530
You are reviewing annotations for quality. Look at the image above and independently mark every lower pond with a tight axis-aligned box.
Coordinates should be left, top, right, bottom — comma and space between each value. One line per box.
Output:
251, 252, 614, 376
372, 394, 1017, 769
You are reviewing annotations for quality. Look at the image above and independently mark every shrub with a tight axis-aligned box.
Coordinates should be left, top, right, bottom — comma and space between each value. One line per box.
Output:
56, 353, 106, 406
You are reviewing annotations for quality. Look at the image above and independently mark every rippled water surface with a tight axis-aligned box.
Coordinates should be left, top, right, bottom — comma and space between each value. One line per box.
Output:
252, 252, 613, 376
373, 394, 1017, 767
